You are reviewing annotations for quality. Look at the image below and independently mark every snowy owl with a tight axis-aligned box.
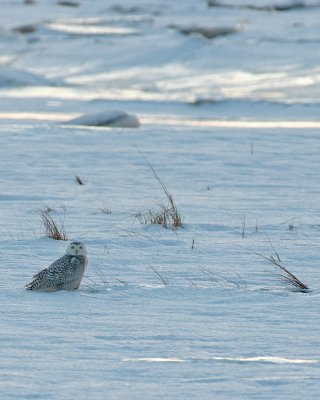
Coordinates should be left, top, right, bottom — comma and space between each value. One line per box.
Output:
26, 242, 88, 291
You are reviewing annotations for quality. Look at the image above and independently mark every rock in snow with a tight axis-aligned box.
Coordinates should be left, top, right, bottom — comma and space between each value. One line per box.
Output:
66, 110, 140, 128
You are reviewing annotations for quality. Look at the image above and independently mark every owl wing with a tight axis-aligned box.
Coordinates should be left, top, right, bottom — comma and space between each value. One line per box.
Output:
26, 255, 82, 291
54, 256, 85, 290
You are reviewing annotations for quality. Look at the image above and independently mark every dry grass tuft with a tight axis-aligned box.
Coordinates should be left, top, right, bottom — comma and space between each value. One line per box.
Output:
99, 203, 112, 214
135, 201, 182, 229
255, 251, 309, 293
241, 214, 246, 238
39, 210, 69, 241
151, 267, 169, 285
136, 153, 183, 229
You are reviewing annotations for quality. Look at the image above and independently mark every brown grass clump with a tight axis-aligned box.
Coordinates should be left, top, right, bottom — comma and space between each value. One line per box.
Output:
255, 251, 309, 293
135, 154, 183, 229
135, 200, 182, 229
39, 210, 68, 240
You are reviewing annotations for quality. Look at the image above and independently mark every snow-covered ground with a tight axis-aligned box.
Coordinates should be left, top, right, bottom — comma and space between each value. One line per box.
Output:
1, 1, 320, 399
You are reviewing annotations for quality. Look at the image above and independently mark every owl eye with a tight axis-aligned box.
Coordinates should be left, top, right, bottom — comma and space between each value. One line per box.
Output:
79, 246, 83, 249
71, 246, 75, 249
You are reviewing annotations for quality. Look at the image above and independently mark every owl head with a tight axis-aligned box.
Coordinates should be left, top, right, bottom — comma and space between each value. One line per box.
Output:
66, 242, 87, 256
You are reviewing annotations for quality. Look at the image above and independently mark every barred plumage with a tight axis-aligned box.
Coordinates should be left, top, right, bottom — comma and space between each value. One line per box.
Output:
26, 242, 88, 291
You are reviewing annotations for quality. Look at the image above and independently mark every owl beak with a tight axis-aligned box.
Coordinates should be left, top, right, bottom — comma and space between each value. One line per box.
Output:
75, 249, 78, 254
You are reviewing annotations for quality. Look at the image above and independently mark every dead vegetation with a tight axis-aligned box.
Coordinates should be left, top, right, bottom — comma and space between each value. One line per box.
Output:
254, 250, 309, 293
151, 267, 169, 285
241, 214, 246, 239
135, 154, 183, 229
39, 209, 68, 240
135, 201, 182, 229
99, 203, 112, 214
